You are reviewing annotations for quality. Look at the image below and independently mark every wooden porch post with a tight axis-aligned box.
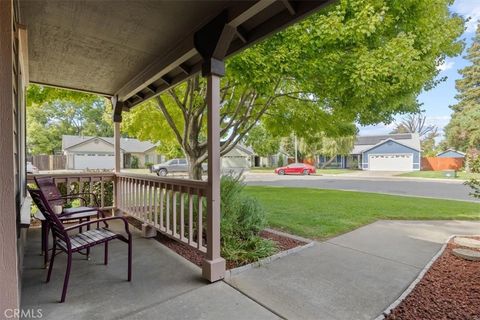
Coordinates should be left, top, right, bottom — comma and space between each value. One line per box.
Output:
114, 122, 121, 174
112, 98, 123, 215
0, 0, 20, 311
202, 58, 226, 281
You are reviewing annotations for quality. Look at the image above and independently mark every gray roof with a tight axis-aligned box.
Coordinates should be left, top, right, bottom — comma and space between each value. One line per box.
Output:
436, 149, 465, 156
352, 133, 420, 154
62, 135, 157, 153
234, 144, 254, 156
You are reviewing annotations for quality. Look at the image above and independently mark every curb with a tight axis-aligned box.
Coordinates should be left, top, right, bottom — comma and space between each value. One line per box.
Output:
225, 230, 314, 279
375, 234, 479, 319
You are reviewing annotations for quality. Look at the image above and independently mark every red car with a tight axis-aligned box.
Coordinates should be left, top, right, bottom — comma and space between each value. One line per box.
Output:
275, 163, 316, 175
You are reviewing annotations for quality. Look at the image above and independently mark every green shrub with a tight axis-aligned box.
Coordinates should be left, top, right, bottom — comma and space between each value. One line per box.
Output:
220, 173, 277, 264
131, 156, 139, 169
145, 162, 154, 171
277, 156, 284, 167
465, 179, 480, 199
469, 155, 480, 173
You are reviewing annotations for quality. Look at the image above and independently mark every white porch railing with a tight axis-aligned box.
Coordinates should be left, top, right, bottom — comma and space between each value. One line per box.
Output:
27, 172, 116, 210
116, 173, 208, 253
29, 172, 216, 274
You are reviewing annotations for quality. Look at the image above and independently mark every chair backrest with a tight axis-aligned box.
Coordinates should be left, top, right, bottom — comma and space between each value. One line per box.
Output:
28, 188, 69, 244
34, 177, 65, 206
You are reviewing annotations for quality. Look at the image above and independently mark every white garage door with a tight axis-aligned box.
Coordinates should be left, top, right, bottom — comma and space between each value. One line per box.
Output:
74, 154, 115, 170
368, 154, 413, 171
221, 156, 248, 171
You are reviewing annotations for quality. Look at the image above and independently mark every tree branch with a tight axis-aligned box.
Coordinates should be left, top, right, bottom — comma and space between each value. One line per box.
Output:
154, 96, 184, 148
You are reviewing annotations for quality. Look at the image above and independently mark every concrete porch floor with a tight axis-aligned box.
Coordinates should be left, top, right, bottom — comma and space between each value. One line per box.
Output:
21, 221, 278, 320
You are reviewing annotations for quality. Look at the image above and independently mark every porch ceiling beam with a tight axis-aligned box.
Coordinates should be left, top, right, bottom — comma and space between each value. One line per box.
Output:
160, 76, 172, 86
114, 1, 277, 104
111, 96, 125, 123
178, 63, 190, 75
281, 0, 296, 15
125, 63, 202, 109
227, 0, 331, 57
227, 0, 276, 28
146, 85, 156, 93
30, 81, 113, 98
115, 36, 198, 102
236, 26, 248, 44
115, 0, 331, 108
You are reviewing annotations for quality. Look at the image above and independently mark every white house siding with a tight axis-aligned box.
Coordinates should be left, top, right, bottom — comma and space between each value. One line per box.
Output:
65, 139, 124, 170
361, 140, 420, 171
221, 148, 252, 172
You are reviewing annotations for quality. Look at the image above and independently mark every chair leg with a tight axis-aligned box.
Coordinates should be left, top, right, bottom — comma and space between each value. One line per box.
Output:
41, 221, 45, 254
99, 211, 109, 228
127, 237, 132, 281
44, 223, 50, 269
46, 243, 56, 283
104, 242, 108, 265
60, 252, 72, 303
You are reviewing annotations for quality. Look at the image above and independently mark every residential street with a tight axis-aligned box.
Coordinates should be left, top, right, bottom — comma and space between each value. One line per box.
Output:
244, 173, 479, 202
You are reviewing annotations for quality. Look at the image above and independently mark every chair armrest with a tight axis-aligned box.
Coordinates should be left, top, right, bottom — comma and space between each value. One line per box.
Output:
51, 193, 100, 207
50, 194, 88, 204
65, 217, 131, 236
73, 192, 100, 207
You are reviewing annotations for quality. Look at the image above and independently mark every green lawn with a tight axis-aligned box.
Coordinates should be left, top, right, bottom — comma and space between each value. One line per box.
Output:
245, 186, 480, 240
249, 168, 354, 175
398, 171, 480, 180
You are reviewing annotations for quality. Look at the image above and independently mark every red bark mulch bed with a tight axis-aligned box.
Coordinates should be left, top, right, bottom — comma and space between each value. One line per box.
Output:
384, 237, 480, 320
126, 217, 306, 269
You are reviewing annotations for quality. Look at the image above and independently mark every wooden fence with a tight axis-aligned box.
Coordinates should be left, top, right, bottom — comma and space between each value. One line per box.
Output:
27, 155, 66, 171
421, 157, 464, 171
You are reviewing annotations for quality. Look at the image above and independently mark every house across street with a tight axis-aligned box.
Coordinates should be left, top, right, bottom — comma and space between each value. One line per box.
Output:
62, 135, 254, 172
319, 133, 421, 171
62, 135, 162, 170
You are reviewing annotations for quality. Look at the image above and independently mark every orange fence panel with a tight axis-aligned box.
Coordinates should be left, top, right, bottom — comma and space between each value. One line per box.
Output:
421, 157, 464, 171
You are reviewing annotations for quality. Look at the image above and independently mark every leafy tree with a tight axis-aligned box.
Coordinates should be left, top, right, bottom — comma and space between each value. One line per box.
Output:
445, 25, 480, 153
27, 85, 113, 155
317, 135, 356, 169
245, 125, 280, 158
421, 129, 440, 157
123, 0, 464, 180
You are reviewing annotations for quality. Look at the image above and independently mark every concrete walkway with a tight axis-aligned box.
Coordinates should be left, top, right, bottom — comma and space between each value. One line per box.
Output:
226, 220, 480, 320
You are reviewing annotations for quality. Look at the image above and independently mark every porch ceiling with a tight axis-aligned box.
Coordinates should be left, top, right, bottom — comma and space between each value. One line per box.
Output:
19, 0, 333, 108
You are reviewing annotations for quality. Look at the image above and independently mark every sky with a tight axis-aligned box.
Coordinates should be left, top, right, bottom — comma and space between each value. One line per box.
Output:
358, 0, 480, 138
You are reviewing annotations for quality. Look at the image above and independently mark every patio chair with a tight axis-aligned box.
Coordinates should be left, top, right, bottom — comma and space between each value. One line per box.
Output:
28, 188, 132, 303
34, 177, 108, 266
34, 176, 108, 224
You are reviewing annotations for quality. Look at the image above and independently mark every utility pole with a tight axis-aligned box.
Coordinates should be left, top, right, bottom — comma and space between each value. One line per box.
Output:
294, 134, 298, 163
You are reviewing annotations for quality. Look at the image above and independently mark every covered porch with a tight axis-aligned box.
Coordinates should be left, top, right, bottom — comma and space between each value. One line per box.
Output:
0, 0, 334, 312
22, 219, 278, 319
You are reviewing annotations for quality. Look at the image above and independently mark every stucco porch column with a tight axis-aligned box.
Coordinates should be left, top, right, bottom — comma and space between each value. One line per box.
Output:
202, 58, 226, 282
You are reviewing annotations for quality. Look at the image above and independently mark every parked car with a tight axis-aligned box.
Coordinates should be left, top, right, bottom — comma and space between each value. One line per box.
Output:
151, 158, 207, 176
274, 163, 316, 175
26, 161, 39, 174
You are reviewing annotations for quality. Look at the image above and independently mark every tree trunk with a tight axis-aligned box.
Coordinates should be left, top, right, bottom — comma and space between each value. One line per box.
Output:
186, 154, 204, 180
321, 155, 337, 169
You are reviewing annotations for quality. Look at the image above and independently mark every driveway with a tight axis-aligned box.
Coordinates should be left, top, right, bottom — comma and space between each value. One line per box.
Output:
245, 173, 478, 202
226, 220, 480, 320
